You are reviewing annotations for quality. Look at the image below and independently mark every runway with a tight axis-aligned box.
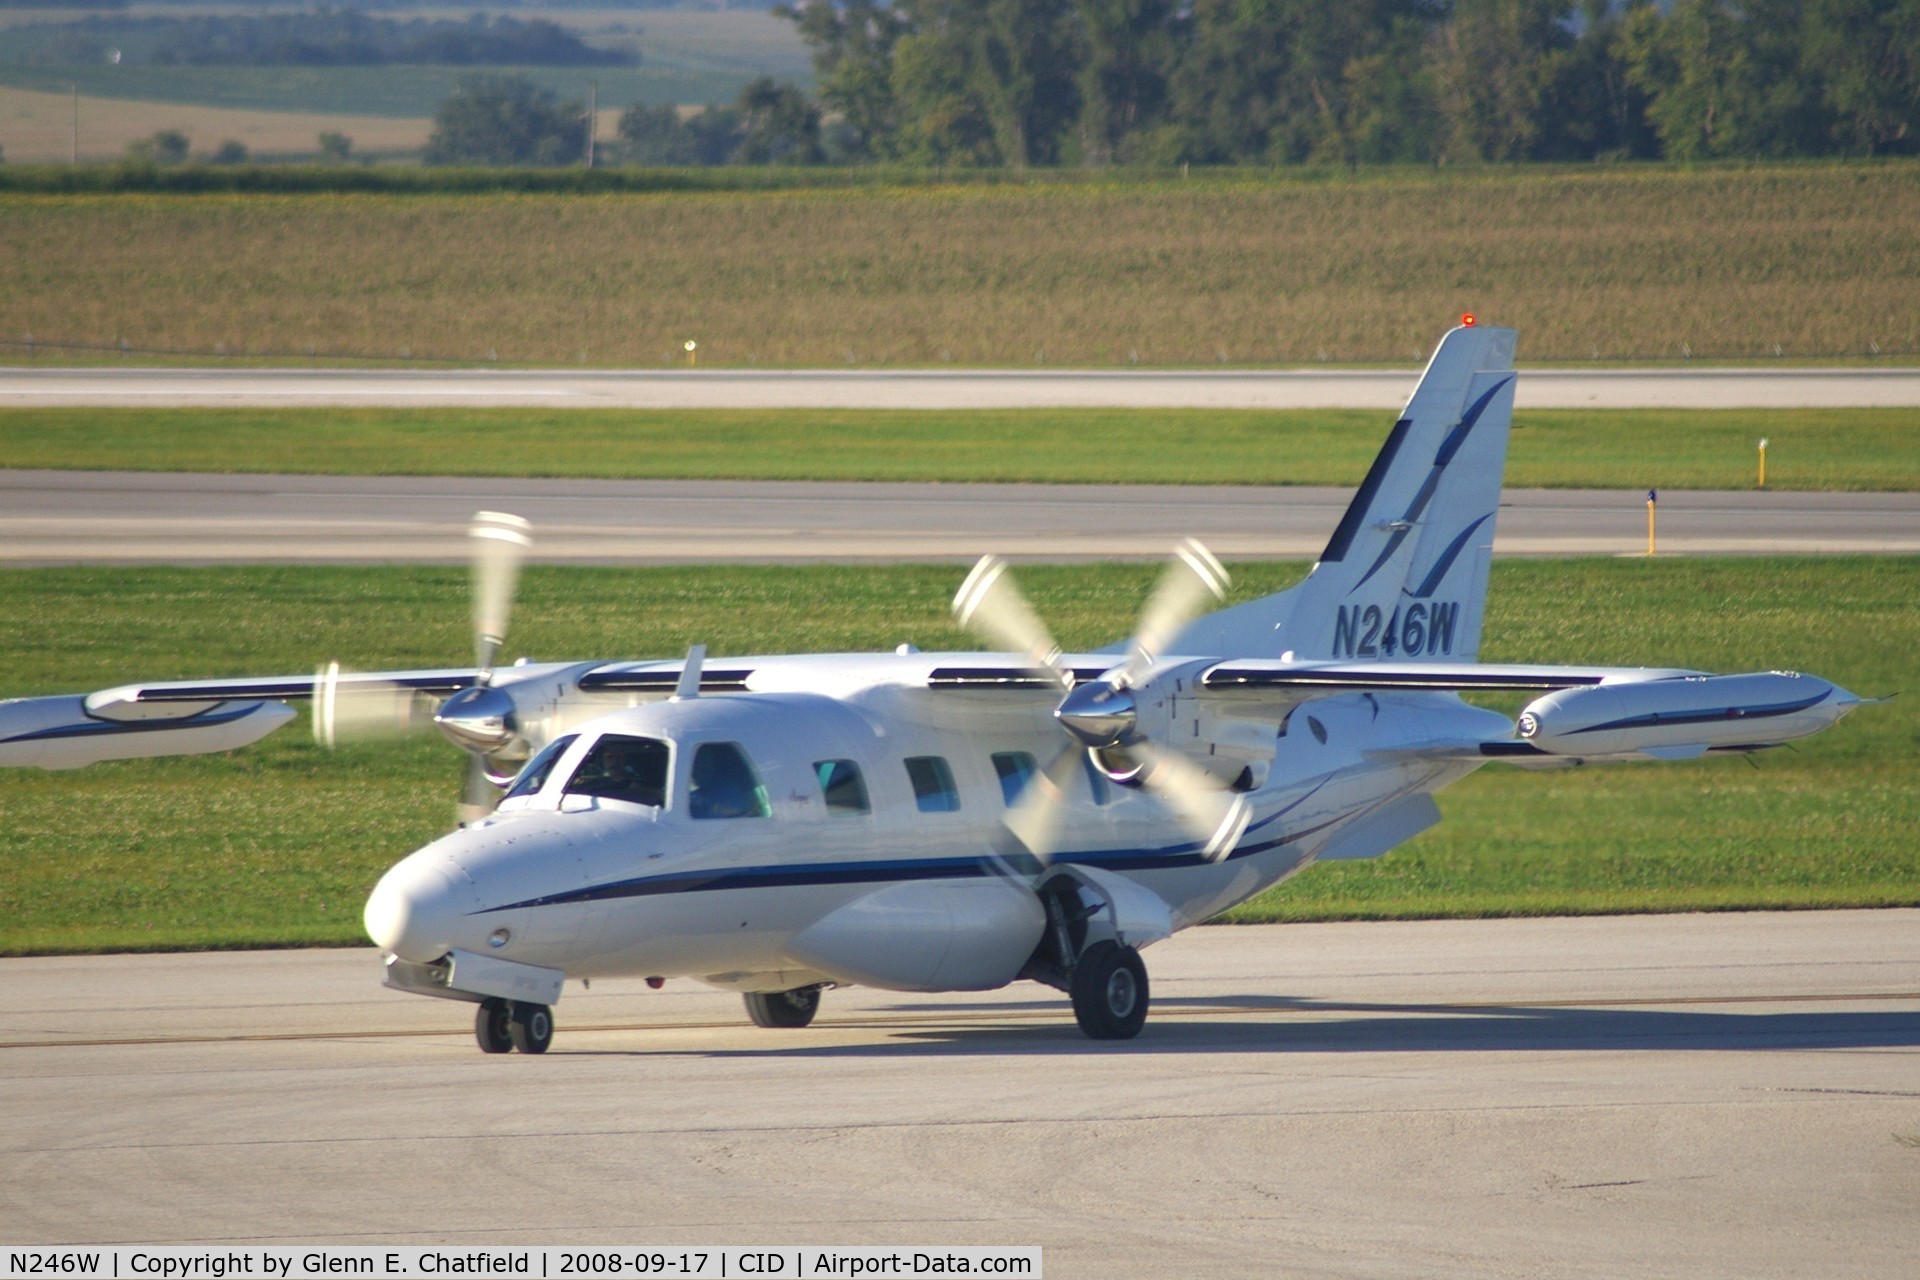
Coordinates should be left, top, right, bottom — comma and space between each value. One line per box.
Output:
4, 910, 1916, 1277
6, 471, 1917, 562
6, 365, 1920, 409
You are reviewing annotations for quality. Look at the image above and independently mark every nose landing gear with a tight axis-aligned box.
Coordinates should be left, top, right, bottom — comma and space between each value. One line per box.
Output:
744, 985, 823, 1028
475, 997, 553, 1054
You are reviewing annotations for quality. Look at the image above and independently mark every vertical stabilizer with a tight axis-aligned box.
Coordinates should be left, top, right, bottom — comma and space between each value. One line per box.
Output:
1286, 323, 1515, 661
1172, 323, 1516, 661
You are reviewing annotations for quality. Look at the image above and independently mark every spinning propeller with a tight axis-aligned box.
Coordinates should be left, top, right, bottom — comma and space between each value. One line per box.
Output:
314, 511, 534, 823
952, 540, 1252, 863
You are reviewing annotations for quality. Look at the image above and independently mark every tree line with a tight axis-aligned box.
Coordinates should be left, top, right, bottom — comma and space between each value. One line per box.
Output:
769, 0, 1920, 166
408, 1, 1920, 169
16, 11, 631, 68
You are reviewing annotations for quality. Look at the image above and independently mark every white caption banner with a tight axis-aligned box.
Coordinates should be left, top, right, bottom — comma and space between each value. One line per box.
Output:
3, 1249, 1041, 1280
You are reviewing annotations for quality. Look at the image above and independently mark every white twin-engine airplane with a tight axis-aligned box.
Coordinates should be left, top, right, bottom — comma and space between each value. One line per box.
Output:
1, 324, 1863, 1052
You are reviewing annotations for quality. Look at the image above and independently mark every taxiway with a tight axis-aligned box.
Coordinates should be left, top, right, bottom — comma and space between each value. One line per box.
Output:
3, 911, 1916, 1278
6, 365, 1920, 409
5, 471, 1916, 562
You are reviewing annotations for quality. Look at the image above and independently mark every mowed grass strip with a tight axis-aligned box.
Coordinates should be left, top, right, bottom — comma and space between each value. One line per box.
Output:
2, 405, 1913, 490
0, 557, 1911, 954
2, 165, 1918, 366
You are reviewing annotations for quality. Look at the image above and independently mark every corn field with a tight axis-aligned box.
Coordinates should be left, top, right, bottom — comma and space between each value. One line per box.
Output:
4, 164, 1917, 366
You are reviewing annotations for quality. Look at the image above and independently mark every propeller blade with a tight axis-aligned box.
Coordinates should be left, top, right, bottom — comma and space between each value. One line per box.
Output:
1125, 538, 1229, 687
952, 555, 1070, 688
1133, 742, 1251, 862
470, 511, 532, 672
312, 662, 428, 749
1002, 743, 1085, 863
457, 754, 499, 826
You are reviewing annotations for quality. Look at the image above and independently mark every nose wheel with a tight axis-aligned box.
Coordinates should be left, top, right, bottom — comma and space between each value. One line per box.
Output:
744, 985, 822, 1028
475, 997, 553, 1054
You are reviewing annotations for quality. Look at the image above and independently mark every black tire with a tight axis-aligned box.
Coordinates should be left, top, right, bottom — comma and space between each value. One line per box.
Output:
475, 998, 514, 1054
1070, 941, 1149, 1040
744, 986, 822, 1028
508, 1001, 554, 1054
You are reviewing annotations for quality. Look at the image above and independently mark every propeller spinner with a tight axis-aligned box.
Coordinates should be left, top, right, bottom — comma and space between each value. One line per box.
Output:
952, 541, 1251, 863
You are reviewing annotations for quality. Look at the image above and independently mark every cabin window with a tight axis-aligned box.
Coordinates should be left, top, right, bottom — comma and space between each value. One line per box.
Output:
903, 755, 960, 813
504, 734, 578, 800
990, 751, 1037, 806
814, 759, 871, 816
690, 741, 771, 819
564, 734, 670, 808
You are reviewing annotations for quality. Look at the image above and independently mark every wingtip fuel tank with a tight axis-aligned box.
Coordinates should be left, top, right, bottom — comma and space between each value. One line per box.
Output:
1517, 672, 1858, 759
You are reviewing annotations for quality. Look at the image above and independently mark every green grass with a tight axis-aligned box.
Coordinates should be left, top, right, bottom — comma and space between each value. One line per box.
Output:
0, 557, 1912, 954
0, 64, 777, 116
0, 405, 1913, 490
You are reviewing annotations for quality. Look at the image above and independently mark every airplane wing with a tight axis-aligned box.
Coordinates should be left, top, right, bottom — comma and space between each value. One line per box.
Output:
1202, 660, 1858, 765
1199, 658, 1701, 699
0, 667, 482, 770
0, 658, 763, 771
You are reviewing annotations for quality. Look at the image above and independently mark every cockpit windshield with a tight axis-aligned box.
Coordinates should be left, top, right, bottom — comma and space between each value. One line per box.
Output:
563, 734, 671, 808
502, 734, 577, 801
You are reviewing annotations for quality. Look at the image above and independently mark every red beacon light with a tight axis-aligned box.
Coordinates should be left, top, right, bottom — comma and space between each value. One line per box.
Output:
1461, 312, 1477, 327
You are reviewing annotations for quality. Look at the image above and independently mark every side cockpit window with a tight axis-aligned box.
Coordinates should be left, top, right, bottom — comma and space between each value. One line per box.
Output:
503, 734, 578, 801
690, 741, 770, 819
564, 734, 671, 808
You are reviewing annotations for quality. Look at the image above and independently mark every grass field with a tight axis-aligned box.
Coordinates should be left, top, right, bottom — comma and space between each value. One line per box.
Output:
0, 404, 1913, 490
0, 556, 1912, 954
0, 83, 436, 164
2, 165, 1916, 364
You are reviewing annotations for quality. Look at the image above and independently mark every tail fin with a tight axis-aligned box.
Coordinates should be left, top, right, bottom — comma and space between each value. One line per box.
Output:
1173, 323, 1517, 661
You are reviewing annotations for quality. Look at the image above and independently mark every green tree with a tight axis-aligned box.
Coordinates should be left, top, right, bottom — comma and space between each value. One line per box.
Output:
736, 77, 826, 163
1073, 0, 1176, 163
1341, 13, 1444, 163
423, 74, 589, 166
210, 139, 249, 164
1621, 0, 1829, 158
317, 131, 353, 163
779, 0, 909, 159
1165, 0, 1441, 165
890, 0, 1080, 167
126, 129, 190, 165
1432, 0, 1579, 162
1802, 0, 1920, 154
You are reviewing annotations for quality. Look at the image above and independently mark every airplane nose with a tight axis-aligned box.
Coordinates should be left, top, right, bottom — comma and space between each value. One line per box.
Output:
364, 854, 473, 962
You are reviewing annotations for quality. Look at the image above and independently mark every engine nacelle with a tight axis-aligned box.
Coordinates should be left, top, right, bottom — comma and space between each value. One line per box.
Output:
1517, 671, 1857, 758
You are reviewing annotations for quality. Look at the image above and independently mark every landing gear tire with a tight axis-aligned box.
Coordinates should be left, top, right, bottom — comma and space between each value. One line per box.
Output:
475, 998, 514, 1053
744, 986, 821, 1028
508, 1001, 554, 1054
1071, 941, 1149, 1040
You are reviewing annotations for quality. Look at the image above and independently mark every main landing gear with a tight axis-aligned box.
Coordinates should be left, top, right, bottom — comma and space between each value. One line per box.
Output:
744, 985, 823, 1028
1070, 940, 1149, 1040
1028, 876, 1152, 1040
475, 997, 553, 1054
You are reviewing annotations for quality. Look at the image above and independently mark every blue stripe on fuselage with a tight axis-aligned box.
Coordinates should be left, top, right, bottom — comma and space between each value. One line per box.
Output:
474, 783, 1343, 915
